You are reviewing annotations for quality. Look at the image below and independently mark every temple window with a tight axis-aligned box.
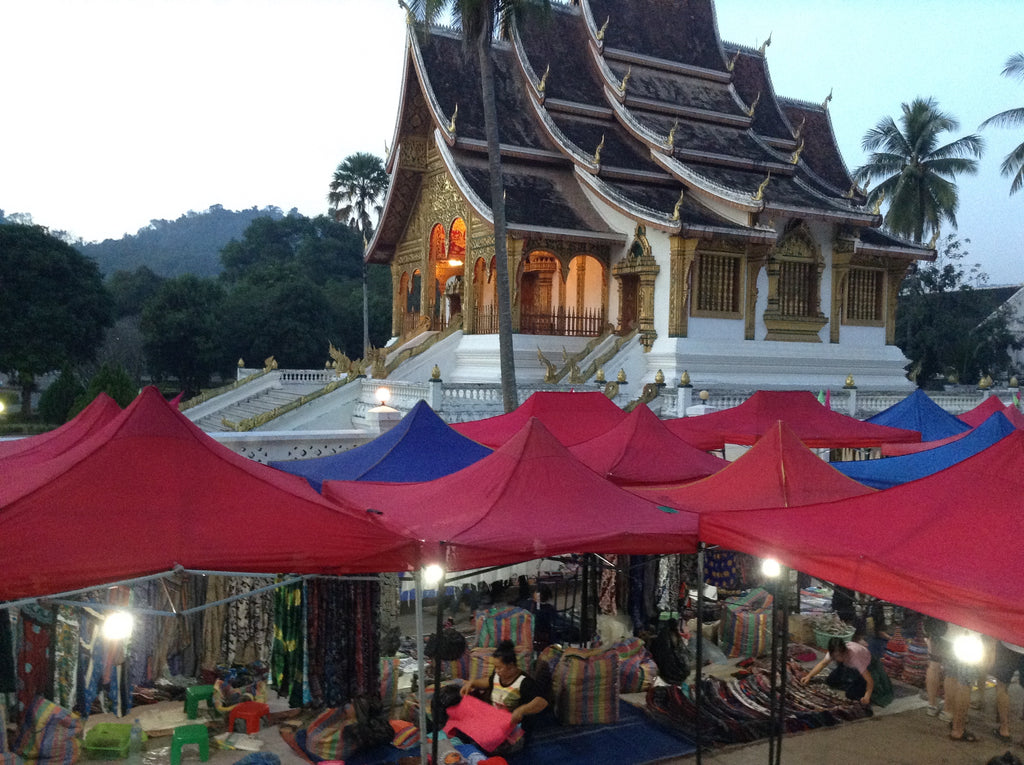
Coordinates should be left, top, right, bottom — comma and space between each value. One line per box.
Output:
844, 267, 884, 324
778, 259, 817, 317
692, 251, 742, 317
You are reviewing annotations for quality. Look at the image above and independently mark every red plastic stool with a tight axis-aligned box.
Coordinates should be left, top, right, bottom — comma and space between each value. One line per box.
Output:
227, 701, 270, 733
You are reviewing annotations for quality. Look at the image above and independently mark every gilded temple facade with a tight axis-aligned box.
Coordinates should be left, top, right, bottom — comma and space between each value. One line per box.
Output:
367, 0, 928, 388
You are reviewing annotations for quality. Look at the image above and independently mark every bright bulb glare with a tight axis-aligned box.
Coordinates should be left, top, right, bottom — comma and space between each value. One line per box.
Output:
102, 611, 134, 641
953, 633, 984, 665
761, 558, 781, 579
376, 387, 391, 405
422, 564, 445, 586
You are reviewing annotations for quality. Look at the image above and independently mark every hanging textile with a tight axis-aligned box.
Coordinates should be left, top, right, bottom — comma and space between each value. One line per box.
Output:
628, 556, 647, 632
0, 608, 16, 695
378, 573, 400, 643
17, 606, 54, 719
201, 577, 229, 671
656, 555, 681, 613
79, 611, 130, 717
221, 577, 274, 667
599, 555, 618, 615
306, 578, 380, 708
53, 607, 79, 710
126, 581, 161, 691
272, 581, 304, 708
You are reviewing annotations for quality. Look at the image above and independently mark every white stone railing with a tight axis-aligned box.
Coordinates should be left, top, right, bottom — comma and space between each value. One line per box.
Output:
211, 429, 376, 463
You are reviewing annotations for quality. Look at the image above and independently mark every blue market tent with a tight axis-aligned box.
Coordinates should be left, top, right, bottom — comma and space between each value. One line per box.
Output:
831, 411, 1015, 489
865, 388, 971, 442
270, 400, 492, 490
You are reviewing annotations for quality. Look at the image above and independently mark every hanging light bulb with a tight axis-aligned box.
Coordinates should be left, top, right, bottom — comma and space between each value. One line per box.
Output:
422, 564, 445, 586
102, 611, 134, 641
761, 558, 781, 579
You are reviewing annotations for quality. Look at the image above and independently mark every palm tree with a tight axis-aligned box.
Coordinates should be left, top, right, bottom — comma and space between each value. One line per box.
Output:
405, 0, 548, 413
327, 152, 389, 357
980, 53, 1024, 196
327, 152, 389, 238
853, 97, 984, 244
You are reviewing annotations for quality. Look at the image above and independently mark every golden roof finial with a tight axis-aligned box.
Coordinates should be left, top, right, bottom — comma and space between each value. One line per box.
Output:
746, 91, 761, 118
927, 229, 940, 249
680, 370, 691, 387
870, 191, 885, 215
430, 364, 441, 380
237, 358, 245, 368
595, 367, 606, 383
594, 133, 605, 166
822, 88, 833, 111
671, 188, 685, 221
667, 118, 678, 149
384, 141, 390, 160
726, 49, 741, 72
447, 103, 458, 134
758, 32, 772, 56
538, 63, 550, 94
752, 170, 771, 201
789, 138, 804, 164
617, 368, 627, 383
793, 115, 806, 141
844, 374, 856, 389
618, 65, 631, 94
655, 369, 665, 385
596, 16, 609, 41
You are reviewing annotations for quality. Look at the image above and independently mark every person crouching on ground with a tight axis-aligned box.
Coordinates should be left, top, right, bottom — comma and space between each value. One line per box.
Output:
800, 636, 893, 708
461, 639, 549, 729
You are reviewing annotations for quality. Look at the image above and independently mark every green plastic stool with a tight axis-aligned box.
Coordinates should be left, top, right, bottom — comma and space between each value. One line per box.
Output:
170, 724, 209, 765
184, 685, 215, 719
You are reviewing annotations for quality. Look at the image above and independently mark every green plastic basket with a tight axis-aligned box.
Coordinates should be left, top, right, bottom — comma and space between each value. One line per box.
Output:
84, 723, 146, 760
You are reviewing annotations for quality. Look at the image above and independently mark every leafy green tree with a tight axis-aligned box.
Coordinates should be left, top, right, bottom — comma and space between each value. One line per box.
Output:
896, 235, 1020, 387
980, 53, 1024, 196
0, 224, 113, 414
140, 275, 227, 396
107, 266, 166, 319
328, 153, 389, 238
854, 98, 984, 244
406, 0, 550, 412
38, 366, 85, 424
69, 363, 139, 416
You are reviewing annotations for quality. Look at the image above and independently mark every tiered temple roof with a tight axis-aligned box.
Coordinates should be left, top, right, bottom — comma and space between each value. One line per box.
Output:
369, 0, 923, 263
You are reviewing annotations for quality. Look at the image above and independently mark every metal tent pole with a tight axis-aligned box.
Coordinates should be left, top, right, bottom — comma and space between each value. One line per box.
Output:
414, 571, 429, 765
695, 543, 706, 765
431, 552, 447, 765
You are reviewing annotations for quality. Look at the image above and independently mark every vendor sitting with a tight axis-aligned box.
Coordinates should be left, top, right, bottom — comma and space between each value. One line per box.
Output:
460, 639, 548, 729
800, 636, 893, 708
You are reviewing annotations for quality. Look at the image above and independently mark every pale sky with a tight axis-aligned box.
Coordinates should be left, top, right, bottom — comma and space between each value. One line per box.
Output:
2, 1, 1021, 283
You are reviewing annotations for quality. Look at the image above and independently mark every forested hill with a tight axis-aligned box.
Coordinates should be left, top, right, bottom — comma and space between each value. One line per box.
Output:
76, 204, 288, 278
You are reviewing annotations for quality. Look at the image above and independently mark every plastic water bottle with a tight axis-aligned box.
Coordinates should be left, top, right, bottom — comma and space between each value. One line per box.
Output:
128, 718, 143, 764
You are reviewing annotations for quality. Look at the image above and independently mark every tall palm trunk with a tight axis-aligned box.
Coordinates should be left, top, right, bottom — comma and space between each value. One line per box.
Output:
474, 12, 518, 412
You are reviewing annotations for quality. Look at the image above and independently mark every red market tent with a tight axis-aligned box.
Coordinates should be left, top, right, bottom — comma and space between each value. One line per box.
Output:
451, 391, 625, 448
632, 421, 876, 512
958, 395, 1006, 427
700, 429, 1024, 645
0, 387, 417, 601
663, 390, 921, 451
1003, 404, 1024, 429
568, 404, 727, 486
323, 418, 699, 572
0, 393, 121, 465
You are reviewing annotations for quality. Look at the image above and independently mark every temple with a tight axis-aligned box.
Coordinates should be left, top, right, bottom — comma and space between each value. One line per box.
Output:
368, 0, 929, 388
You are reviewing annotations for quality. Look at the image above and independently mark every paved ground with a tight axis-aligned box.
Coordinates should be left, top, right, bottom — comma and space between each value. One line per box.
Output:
115, 681, 1024, 765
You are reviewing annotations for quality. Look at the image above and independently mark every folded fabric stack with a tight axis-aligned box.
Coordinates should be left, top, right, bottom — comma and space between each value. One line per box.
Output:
880, 627, 908, 679
901, 628, 929, 687
645, 667, 870, 746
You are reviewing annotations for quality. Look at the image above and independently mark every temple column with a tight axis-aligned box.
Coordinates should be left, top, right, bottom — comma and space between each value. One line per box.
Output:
668, 235, 698, 337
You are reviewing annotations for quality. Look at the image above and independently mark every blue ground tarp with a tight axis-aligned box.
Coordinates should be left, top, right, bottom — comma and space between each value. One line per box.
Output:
269, 400, 491, 490
832, 411, 1015, 489
865, 388, 971, 441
